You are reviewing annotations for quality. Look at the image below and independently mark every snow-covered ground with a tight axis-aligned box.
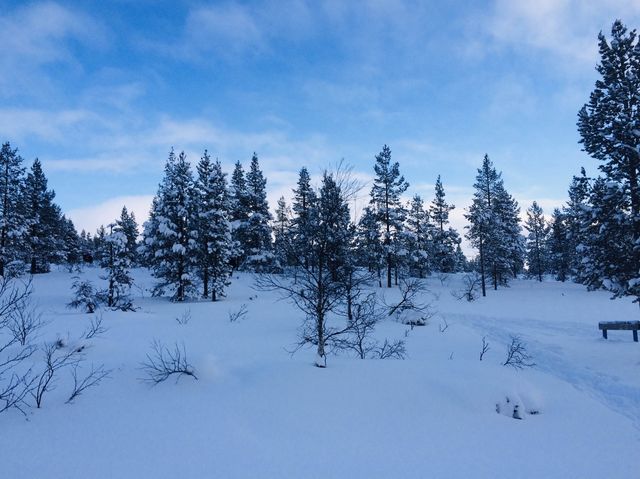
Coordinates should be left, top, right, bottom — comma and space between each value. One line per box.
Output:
1, 269, 639, 479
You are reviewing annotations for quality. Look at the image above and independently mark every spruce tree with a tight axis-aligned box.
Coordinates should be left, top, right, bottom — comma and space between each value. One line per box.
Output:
0, 142, 26, 276
430, 175, 458, 272
115, 206, 139, 265
291, 167, 317, 269
369, 145, 409, 287
23, 159, 60, 274
243, 153, 274, 271
577, 20, 640, 301
547, 208, 571, 282
564, 168, 591, 280
273, 196, 292, 270
141, 149, 197, 301
524, 201, 549, 282
404, 194, 430, 278
355, 206, 384, 287
102, 224, 134, 310
194, 152, 233, 301
229, 161, 249, 268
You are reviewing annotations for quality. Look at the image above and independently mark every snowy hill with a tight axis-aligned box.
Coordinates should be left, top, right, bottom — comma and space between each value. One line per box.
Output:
1, 268, 638, 479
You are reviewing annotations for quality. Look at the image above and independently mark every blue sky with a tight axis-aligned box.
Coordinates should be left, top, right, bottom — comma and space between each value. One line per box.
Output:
2, 0, 640, 248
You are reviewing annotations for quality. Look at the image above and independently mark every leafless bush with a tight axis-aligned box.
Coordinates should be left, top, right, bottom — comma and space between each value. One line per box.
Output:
32, 340, 84, 408
503, 336, 535, 369
228, 304, 248, 323
83, 314, 107, 339
141, 340, 198, 384
66, 363, 110, 403
0, 277, 38, 414
385, 278, 435, 326
436, 272, 449, 286
8, 302, 43, 346
480, 336, 490, 361
175, 309, 191, 325
439, 318, 449, 333
452, 272, 482, 302
375, 338, 407, 359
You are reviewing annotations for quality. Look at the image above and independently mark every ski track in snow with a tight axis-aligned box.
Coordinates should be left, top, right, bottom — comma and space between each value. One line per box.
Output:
449, 312, 640, 430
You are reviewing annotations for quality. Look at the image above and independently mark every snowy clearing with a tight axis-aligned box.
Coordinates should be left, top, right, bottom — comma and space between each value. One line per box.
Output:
1, 269, 639, 479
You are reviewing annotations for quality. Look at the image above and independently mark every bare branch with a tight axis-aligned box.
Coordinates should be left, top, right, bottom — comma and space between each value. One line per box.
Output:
66, 363, 110, 404
140, 340, 198, 384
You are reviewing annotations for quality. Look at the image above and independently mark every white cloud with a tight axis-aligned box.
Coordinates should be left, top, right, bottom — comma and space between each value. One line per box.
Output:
67, 195, 155, 234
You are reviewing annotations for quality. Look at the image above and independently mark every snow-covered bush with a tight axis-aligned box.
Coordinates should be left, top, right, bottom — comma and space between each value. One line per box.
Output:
68, 277, 99, 313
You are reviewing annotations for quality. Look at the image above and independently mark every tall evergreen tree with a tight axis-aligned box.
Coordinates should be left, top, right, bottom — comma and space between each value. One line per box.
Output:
369, 145, 409, 287
0, 142, 26, 276
430, 175, 459, 272
141, 149, 197, 301
355, 206, 384, 287
577, 20, 640, 301
273, 196, 292, 270
229, 161, 249, 269
564, 167, 591, 280
291, 167, 317, 269
194, 152, 233, 301
547, 208, 571, 282
102, 223, 134, 310
115, 206, 139, 265
465, 155, 523, 295
404, 194, 430, 278
524, 201, 549, 282
23, 159, 61, 274
243, 153, 274, 271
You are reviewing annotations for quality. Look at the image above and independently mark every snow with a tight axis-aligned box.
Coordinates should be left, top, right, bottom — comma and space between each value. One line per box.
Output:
1, 269, 639, 478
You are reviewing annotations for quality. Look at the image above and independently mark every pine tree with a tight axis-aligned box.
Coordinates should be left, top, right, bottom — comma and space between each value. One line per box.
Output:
564, 168, 591, 280
0, 142, 26, 277
59, 215, 81, 268
194, 152, 233, 301
465, 155, 523, 295
524, 201, 549, 282
577, 20, 640, 301
141, 149, 197, 301
291, 167, 318, 269
102, 224, 134, 310
404, 194, 430, 278
115, 206, 139, 265
273, 196, 292, 270
23, 159, 61, 274
243, 153, 274, 271
369, 145, 409, 287
355, 206, 384, 287
229, 161, 249, 269
547, 208, 571, 282
430, 175, 459, 272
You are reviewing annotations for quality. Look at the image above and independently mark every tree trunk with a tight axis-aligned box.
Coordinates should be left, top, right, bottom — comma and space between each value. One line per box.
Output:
479, 237, 486, 297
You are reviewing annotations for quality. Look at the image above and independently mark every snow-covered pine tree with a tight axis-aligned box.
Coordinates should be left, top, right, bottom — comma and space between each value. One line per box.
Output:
229, 161, 249, 269
242, 153, 274, 271
273, 196, 292, 271
115, 206, 139, 265
142, 149, 197, 301
465, 155, 523, 295
194, 151, 233, 301
59, 215, 81, 268
564, 168, 591, 281
291, 167, 318, 270
430, 175, 459, 272
524, 201, 549, 282
102, 224, 134, 310
94, 225, 108, 267
23, 159, 62, 274
547, 208, 571, 282
0, 142, 26, 277
369, 145, 409, 287
577, 20, 640, 301
355, 206, 384, 287
404, 194, 430, 278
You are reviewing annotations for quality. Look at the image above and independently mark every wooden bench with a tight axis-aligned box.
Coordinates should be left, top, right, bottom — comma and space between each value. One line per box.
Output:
598, 321, 640, 342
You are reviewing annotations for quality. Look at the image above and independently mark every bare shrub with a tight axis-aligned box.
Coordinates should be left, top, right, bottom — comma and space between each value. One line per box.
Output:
479, 336, 490, 361
385, 278, 435, 326
375, 338, 407, 359
66, 363, 110, 403
452, 272, 482, 302
83, 314, 107, 340
175, 309, 191, 325
503, 336, 535, 369
228, 304, 248, 323
32, 340, 83, 408
141, 340, 198, 384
